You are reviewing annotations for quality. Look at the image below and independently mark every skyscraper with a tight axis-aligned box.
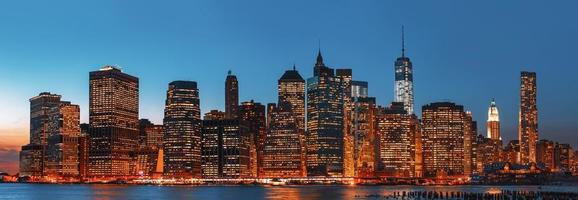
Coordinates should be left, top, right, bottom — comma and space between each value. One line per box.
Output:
487, 99, 501, 140
45, 101, 80, 178
306, 50, 346, 177
519, 71, 538, 164
261, 102, 306, 178
163, 81, 202, 178
376, 102, 421, 178
88, 66, 139, 177
20, 92, 61, 177
20, 92, 62, 177
278, 66, 306, 177
394, 27, 414, 114
225, 70, 239, 119
238, 100, 266, 177
421, 102, 471, 178
29, 92, 62, 146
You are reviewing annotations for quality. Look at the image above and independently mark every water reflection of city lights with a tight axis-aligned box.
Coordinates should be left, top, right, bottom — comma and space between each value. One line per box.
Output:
487, 187, 502, 195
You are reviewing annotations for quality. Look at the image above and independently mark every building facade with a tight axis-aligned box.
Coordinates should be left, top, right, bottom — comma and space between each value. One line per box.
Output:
45, 102, 81, 178
201, 119, 250, 178
261, 102, 306, 178
503, 140, 520, 164
139, 119, 164, 149
421, 102, 471, 178
336, 69, 355, 177
204, 110, 225, 121
555, 143, 574, 172
536, 140, 556, 171
238, 100, 266, 178
376, 102, 421, 178
475, 135, 502, 174
351, 96, 378, 178
78, 124, 89, 180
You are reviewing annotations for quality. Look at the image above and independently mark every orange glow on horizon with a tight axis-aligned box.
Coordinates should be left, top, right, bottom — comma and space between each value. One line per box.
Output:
0, 126, 28, 174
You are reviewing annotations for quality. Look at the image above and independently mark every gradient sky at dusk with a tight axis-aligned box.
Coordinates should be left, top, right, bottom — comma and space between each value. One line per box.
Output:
1, 0, 578, 173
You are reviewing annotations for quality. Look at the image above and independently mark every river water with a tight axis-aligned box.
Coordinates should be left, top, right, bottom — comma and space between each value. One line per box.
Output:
0, 184, 576, 200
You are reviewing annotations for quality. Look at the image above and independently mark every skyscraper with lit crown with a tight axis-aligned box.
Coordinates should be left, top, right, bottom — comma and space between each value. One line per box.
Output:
487, 99, 501, 140
394, 27, 414, 114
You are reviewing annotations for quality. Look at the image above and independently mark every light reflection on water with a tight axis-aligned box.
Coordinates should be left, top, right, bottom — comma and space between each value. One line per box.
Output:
0, 184, 576, 200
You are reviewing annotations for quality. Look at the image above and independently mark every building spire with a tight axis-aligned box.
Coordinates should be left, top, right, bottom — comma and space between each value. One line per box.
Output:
316, 40, 324, 67
401, 25, 405, 57
228, 70, 232, 75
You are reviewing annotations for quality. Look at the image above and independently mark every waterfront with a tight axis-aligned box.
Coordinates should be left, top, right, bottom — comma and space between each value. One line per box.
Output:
0, 184, 577, 200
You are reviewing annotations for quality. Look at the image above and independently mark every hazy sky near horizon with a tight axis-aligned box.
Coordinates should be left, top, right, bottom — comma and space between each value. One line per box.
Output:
1, 0, 578, 173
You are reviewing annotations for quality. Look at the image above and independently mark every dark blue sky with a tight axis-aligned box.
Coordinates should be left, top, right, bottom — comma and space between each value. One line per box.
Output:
0, 0, 577, 148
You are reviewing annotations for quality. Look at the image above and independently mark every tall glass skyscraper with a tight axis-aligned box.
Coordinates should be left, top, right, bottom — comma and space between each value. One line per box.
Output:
394, 27, 414, 114
306, 50, 346, 177
163, 81, 202, 178
519, 71, 538, 164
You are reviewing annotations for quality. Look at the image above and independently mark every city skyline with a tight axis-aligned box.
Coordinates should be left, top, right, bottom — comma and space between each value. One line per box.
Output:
1, 1, 578, 175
